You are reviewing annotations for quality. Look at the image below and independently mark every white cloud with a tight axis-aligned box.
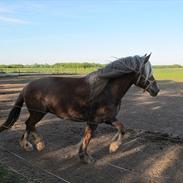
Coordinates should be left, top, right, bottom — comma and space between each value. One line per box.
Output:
0, 16, 31, 24
0, 4, 31, 24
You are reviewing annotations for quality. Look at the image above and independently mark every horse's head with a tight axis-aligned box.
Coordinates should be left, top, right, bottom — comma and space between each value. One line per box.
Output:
135, 53, 160, 97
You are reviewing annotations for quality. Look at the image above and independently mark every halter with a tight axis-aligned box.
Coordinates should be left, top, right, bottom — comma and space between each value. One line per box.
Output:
135, 72, 155, 92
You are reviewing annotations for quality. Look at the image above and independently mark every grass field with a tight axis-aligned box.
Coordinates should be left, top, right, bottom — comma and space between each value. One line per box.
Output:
0, 67, 98, 75
153, 68, 183, 82
0, 65, 182, 81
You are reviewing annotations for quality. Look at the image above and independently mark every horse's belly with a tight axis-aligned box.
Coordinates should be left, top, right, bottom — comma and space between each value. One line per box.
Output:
55, 106, 87, 121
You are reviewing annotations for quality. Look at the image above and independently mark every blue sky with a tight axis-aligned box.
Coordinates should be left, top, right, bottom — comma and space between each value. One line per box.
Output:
0, 0, 183, 65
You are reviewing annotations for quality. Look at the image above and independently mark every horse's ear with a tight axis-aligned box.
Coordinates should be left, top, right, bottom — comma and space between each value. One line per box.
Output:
144, 53, 152, 64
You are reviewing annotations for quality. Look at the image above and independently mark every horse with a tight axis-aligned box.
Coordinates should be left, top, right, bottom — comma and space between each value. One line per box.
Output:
0, 54, 159, 163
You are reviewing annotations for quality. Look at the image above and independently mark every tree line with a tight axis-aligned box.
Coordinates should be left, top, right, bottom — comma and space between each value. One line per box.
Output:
0, 63, 104, 69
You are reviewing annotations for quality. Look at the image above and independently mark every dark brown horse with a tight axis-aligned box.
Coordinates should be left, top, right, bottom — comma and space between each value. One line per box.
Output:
0, 54, 159, 163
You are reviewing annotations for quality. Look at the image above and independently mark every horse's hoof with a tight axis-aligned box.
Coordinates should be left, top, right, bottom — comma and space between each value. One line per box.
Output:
80, 155, 96, 164
19, 141, 34, 151
35, 140, 45, 151
109, 142, 119, 153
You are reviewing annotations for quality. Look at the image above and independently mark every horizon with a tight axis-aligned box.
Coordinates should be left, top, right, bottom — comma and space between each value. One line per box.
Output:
0, 61, 182, 67
0, 1, 183, 66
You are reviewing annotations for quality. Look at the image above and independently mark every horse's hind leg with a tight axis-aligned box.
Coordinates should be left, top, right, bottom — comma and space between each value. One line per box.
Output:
19, 116, 34, 151
31, 127, 45, 151
19, 112, 45, 151
79, 123, 97, 164
109, 121, 125, 153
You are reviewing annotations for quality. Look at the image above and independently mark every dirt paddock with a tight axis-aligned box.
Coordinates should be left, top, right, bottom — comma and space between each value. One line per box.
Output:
0, 75, 183, 183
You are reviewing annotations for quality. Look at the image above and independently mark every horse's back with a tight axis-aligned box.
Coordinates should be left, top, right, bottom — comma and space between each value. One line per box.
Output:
25, 76, 87, 94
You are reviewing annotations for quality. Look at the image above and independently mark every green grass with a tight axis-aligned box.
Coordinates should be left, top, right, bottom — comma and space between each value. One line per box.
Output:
153, 68, 183, 82
0, 63, 103, 74
0, 67, 98, 74
0, 64, 182, 82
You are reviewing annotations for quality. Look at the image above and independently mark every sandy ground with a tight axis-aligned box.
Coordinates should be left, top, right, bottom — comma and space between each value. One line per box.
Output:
0, 75, 183, 183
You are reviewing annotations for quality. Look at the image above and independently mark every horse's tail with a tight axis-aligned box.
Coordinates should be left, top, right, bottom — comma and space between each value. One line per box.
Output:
0, 91, 24, 133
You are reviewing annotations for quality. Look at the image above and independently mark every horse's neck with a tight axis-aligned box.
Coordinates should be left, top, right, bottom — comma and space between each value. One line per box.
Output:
109, 73, 135, 100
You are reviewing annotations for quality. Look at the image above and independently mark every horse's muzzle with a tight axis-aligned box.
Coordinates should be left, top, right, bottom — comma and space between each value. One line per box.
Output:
147, 83, 160, 97
149, 87, 160, 97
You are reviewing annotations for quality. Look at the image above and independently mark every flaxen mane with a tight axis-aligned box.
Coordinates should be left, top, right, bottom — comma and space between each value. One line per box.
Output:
86, 55, 152, 99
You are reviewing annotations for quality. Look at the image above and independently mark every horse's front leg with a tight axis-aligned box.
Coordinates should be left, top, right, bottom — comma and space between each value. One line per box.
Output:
79, 123, 97, 164
109, 120, 125, 153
